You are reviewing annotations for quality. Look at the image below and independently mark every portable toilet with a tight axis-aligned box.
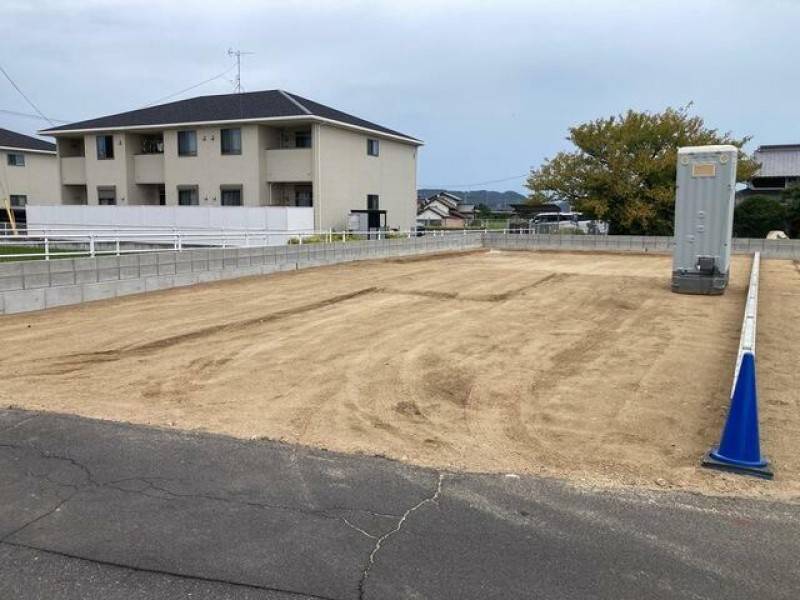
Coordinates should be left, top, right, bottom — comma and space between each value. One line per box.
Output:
672, 145, 738, 295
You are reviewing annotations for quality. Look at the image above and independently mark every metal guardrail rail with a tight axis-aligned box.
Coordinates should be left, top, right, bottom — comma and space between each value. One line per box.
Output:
731, 252, 759, 397
0, 227, 485, 261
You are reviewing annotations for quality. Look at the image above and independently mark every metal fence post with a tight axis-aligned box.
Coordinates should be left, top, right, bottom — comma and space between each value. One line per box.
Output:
44, 235, 50, 261
89, 234, 96, 257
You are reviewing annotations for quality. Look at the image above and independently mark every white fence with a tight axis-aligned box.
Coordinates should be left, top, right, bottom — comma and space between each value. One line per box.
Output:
24, 205, 314, 239
0, 227, 479, 260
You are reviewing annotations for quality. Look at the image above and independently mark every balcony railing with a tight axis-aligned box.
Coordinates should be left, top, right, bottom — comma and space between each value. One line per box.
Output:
60, 156, 86, 185
265, 148, 313, 182
134, 153, 165, 184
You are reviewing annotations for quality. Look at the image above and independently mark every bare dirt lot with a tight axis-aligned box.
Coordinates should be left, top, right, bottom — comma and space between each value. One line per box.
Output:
1, 250, 798, 500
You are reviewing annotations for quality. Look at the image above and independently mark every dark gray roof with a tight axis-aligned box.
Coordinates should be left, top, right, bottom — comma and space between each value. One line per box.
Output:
41, 90, 420, 142
753, 145, 800, 178
0, 128, 56, 152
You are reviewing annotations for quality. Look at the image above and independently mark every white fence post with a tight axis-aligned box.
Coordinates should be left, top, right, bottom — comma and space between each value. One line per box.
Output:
44, 235, 50, 261
89, 234, 96, 257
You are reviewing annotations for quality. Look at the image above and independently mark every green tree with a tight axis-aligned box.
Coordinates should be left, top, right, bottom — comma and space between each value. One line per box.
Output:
733, 196, 787, 238
476, 203, 493, 218
782, 185, 800, 238
526, 105, 759, 235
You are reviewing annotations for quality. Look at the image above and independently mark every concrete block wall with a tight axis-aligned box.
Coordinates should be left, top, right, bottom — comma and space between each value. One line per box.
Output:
483, 233, 800, 259
3, 232, 796, 316
0, 234, 483, 315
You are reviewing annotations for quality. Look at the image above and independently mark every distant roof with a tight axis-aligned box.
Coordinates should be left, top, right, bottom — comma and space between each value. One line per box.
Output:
427, 191, 463, 203
0, 128, 56, 153
754, 144, 800, 177
40, 90, 421, 144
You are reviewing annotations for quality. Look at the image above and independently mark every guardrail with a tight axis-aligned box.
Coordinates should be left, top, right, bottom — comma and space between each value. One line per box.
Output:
732, 252, 759, 396
0, 228, 484, 261
702, 252, 772, 478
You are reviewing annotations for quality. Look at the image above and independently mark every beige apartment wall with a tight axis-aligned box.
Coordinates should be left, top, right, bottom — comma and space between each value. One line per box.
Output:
315, 125, 417, 231
0, 150, 59, 205
83, 133, 133, 205
163, 124, 262, 206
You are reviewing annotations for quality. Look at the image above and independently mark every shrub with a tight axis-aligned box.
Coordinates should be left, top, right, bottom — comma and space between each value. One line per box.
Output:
733, 196, 787, 238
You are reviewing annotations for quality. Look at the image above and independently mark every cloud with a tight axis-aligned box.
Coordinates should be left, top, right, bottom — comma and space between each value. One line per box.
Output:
2, 0, 799, 191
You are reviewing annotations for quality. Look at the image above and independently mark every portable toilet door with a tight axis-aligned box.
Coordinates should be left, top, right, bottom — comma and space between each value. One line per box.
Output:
672, 145, 738, 295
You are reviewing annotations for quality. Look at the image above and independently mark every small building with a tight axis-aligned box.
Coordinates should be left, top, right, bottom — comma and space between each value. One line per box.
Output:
416, 191, 473, 228
0, 128, 59, 222
740, 144, 800, 201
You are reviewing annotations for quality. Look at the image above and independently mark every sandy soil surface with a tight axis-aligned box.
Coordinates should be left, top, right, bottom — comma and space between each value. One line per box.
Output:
1, 250, 798, 501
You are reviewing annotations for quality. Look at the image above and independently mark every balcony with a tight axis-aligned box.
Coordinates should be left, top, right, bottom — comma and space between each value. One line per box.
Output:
60, 156, 86, 185
134, 153, 165, 184
266, 148, 312, 182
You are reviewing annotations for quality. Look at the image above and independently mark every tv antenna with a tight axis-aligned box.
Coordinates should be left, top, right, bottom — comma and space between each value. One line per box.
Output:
227, 48, 254, 93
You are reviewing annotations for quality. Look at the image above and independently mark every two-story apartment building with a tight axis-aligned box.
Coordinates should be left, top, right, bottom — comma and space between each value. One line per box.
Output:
0, 128, 59, 213
39, 90, 422, 231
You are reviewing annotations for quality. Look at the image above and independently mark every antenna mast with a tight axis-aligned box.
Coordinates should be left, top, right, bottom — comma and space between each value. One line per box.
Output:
227, 48, 254, 93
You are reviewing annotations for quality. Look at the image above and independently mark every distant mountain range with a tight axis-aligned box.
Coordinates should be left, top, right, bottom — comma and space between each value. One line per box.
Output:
417, 189, 527, 209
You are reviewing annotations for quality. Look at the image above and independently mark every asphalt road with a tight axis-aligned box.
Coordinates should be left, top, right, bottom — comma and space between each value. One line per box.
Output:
1, 408, 798, 600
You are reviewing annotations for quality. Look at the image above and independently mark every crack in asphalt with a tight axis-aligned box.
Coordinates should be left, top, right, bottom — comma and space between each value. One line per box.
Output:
357, 473, 445, 600
0, 442, 400, 524
0, 492, 78, 544
0, 540, 342, 600
341, 518, 377, 540
1, 441, 409, 599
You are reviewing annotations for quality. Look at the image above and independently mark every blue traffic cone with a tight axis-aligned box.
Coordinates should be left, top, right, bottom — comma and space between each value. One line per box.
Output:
702, 352, 773, 478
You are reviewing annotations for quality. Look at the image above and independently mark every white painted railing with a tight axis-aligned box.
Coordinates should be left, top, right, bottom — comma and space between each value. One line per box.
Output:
0, 227, 484, 261
731, 252, 760, 397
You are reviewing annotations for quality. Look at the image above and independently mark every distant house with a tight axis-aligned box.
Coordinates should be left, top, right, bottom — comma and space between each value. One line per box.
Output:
416, 191, 474, 228
0, 128, 58, 207
739, 144, 800, 202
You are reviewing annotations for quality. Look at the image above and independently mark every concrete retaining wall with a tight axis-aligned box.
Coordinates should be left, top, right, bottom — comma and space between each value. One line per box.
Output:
0, 234, 483, 315
484, 233, 800, 259
2, 232, 798, 316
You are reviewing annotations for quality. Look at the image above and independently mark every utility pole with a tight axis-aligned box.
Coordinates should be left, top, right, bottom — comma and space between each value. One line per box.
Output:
227, 48, 254, 93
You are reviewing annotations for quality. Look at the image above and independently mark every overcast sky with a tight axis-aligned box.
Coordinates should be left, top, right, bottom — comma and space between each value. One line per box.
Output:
2, 0, 798, 193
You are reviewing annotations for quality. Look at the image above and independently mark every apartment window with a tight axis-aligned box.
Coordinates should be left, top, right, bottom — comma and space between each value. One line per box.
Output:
158, 185, 166, 206
295, 185, 312, 207
220, 128, 242, 155
98, 187, 117, 205
178, 186, 199, 206
178, 130, 197, 156
367, 138, 379, 157
295, 131, 312, 148
367, 194, 380, 210
96, 135, 114, 160
7, 153, 25, 167
221, 186, 243, 206
9, 194, 27, 207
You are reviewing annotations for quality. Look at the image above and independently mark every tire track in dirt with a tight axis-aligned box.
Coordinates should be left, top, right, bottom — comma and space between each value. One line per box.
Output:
376, 272, 566, 303
27, 288, 379, 374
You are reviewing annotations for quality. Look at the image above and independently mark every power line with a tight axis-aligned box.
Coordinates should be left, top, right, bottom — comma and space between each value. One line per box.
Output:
0, 64, 55, 125
421, 173, 529, 189
142, 64, 237, 107
0, 108, 69, 123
